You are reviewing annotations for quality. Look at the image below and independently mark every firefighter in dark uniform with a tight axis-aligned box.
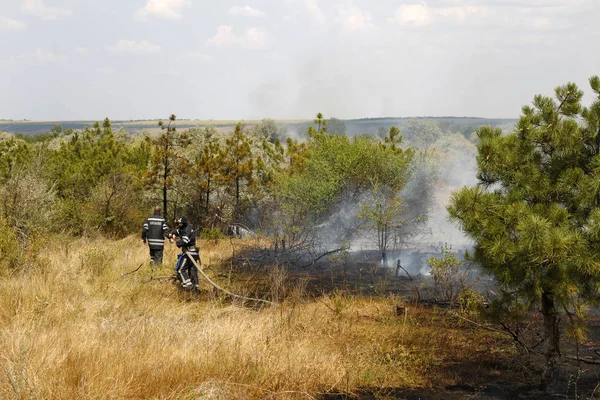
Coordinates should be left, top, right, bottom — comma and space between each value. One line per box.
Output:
169, 215, 200, 291
141, 206, 170, 265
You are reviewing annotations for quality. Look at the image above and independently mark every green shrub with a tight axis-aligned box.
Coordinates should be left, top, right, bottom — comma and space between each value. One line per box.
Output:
201, 227, 226, 241
0, 218, 19, 271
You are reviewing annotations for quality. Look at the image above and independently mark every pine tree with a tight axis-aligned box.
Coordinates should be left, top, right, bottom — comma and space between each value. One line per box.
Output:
193, 137, 221, 218
145, 114, 190, 221
220, 123, 254, 223
448, 76, 600, 393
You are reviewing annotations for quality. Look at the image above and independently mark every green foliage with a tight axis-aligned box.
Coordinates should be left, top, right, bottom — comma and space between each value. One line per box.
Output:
0, 136, 31, 183
219, 123, 255, 221
145, 115, 190, 220
401, 119, 443, 149
201, 227, 227, 241
46, 119, 150, 236
0, 217, 20, 272
276, 120, 414, 246
457, 288, 484, 316
253, 118, 286, 143
448, 76, 600, 388
427, 244, 467, 306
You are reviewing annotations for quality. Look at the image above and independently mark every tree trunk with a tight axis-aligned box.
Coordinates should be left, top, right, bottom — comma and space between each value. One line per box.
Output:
541, 289, 561, 394
205, 176, 211, 215
163, 157, 169, 219
235, 175, 240, 223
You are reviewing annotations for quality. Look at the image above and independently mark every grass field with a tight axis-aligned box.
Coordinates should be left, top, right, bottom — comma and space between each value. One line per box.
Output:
0, 235, 538, 399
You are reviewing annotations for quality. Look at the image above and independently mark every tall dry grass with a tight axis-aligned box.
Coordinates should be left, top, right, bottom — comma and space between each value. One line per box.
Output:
0, 236, 510, 399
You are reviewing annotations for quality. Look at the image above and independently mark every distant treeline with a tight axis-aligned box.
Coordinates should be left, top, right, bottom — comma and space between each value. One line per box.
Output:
0, 116, 517, 137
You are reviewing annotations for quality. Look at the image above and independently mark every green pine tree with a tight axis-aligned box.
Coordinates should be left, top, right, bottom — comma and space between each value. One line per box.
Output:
448, 76, 600, 393
220, 123, 255, 223
145, 114, 191, 221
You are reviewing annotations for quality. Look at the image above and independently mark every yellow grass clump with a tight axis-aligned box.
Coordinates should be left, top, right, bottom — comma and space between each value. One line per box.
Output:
0, 236, 511, 399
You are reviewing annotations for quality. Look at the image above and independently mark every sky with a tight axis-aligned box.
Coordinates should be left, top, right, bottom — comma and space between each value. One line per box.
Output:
0, 0, 599, 121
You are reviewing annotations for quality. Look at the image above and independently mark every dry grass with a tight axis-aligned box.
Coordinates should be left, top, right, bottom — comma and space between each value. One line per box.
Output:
0, 236, 516, 399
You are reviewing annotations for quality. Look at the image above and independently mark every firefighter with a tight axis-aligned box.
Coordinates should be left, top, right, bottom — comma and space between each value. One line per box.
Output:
169, 215, 200, 291
142, 206, 170, 265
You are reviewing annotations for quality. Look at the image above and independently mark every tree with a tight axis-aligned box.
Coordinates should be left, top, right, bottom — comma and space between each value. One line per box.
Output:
276, 122, 413, 250
327, 118, 346, 135
358, 183, 403, 264
219, 123, 255, 223
145, 114, 191, 221
253, 118, 286, 143
0, 136, 31, 183
192, 136, 221, 221
308, 112, 327, 137
447, 76, 600, 393
401, 119, 443, 149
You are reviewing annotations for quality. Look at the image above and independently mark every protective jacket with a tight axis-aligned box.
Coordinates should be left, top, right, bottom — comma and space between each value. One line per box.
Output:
142, 212, 169, 250
173, 224, 198, 254
171, 222, 200, 290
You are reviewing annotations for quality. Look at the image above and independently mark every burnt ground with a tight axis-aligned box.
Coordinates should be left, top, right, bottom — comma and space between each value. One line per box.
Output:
223, 245, 600, 399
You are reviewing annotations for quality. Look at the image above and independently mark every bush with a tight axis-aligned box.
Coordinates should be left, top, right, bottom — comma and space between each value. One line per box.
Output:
201, 227, 227, 241
427, 243, 470, 306
0, 218, 19, 271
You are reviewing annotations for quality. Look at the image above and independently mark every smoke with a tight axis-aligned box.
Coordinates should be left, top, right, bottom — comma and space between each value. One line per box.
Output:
308, 127, 480, 274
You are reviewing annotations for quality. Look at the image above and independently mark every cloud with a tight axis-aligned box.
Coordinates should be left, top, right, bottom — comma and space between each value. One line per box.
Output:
105, 39, 162, 55
229, 6, 265, 17
245, 27, 269, 48
21, 0, 72, 20
436, 6, 488, 22
388, 1, 581, 31
305, 0, 324, 23
136, 0, 190, 20
34, 48, 66, 63
206, 25, 235, 47
389, 3, 432, 27
0, 16, 27, 31
0, 49, 66, 68
178, 51, 215, 63
337, 5, 373, 32
206, 25, 269, 49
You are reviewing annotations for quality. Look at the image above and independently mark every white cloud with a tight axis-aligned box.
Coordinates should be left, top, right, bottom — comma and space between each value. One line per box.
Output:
34, 48, 66, 63
178, 51, 215, 63
244, 27, 269, 48
206, 25, 269, 49
229, 6, 265, 17
305, 0, 324, 23
206, 25, 236, 47
437, 6, 489, 22
21, 0, 72, 20
105, 40, 162, 55
0, 16, 27, 31
75, 46, 88, 54
337, 5, 373, 32
389, 3, 432, 27
136, 0, 190, 21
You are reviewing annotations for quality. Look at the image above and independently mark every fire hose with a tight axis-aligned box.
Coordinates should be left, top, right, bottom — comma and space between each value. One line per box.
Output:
184, 251, 275, 306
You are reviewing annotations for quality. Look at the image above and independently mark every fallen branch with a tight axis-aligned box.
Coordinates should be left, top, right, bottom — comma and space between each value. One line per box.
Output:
451, 312, 544, 356
117, 264, 144, 280
567, 356, 600, 365
185, 251, 276, 306
143, 275, 176, 283
299, 248, 343, 268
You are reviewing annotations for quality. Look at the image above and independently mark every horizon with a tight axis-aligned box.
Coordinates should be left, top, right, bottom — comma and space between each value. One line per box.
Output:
1, 1, 598, 120
0, 115, 519, 124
